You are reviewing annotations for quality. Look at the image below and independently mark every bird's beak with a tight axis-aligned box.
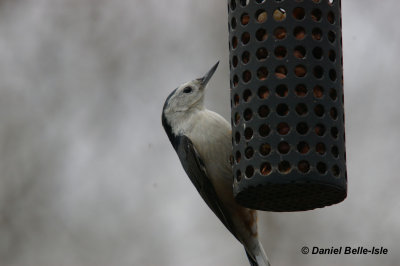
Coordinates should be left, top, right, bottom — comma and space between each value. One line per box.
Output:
199, 61, 219, 89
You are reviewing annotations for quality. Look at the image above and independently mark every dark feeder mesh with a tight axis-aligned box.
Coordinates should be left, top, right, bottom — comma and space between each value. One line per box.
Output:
228, 0, 347, 212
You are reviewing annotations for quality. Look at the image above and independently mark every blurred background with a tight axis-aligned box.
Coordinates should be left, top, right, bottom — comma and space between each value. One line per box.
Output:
0, 0, 399, 265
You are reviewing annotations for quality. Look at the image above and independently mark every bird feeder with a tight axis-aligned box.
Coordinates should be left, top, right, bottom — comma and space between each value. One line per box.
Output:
229, 0, 347, 211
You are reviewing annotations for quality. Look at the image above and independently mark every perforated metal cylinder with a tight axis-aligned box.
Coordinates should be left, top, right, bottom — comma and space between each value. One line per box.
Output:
228, 0, 347, 211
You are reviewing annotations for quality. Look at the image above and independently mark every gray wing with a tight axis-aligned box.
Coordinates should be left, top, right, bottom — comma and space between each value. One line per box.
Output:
176, 135, 238, 239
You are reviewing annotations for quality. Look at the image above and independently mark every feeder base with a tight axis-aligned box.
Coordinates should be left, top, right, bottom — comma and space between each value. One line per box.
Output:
235, 182, 347, 212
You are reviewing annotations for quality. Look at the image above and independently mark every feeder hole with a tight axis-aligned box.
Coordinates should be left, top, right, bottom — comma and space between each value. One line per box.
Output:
276, 103, 289, 116
331, 127, 339, 139
278, 161, 291, 174
258, 105, 270, 117
256, 28, 268, 41
241, 32, 250, 44
295, 65, 307, 77
256, 10, 267, 23
331, 146, 339, 158
311, 8, 322, 22
313, 66, 324, 79
328, 30, 336, 43
256, 47, 268, 60
260, 143, 271, 155
259, 124, 271, 137
329, 88, 337, 100
296, 103, 308, 116
316, 142, 326, 155
243, 70, 252, 83
273, 8, 286, 21
235, 132, 241, 144
327, 11, 335, 24
236, 150, 241, 163
245, 165, 254, 178
257, 67, 269, 80
241, 13, 250, 26
294, 46, 306, 59
297, 141, 310, 154
244, 108, 253, 121
278, 141, 290, 154
260, 162, 272, 175
332, 165, 340, 177
231, 17, 237, 30
295, 84, 307, 97
329, 50, 336, 62
296, 122, 309, 135
243, 89, 252, 102
274, 27, 287, 40
229, 154, 234, 166
244, 127, 254, 140
232, 56, 238, 67
236, 170, 242, 182
274, 46, 287, 59
312, 28, 322, 40
277, 122, 290, 135
275, 66, 288, 79
245, 146, 254, 159
230, 0, 236, 11
234, 94, 240, 106
298, 160, 310, 173
276, 84, 288, 97
312, 47, 323, 59
330, 107, 338, 120
329, 69, 337, 81
293, 7, 305, 20
258, 86, 269, 99
314, 104, 325, 117
313, 85, 323, 98
240, 0, 250, 7
315, 123, 326, 136
234, 112, 240, 125
242, 51, 250, 64
232, 36, 238, 48
294, 26, 306, 40
233, 94, 239, 106
233, 75, 239, 87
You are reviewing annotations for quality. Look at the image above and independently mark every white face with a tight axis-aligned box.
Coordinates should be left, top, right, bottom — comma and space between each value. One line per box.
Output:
162, 62, 219, 135
164, 79, 205, 114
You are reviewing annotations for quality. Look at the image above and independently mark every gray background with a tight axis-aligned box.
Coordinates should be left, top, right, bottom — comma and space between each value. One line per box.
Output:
0, 0, 399, 265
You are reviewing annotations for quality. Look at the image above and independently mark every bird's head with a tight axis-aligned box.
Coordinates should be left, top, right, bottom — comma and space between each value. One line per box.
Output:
162, 62, 219, 136
163, 61, 219, 114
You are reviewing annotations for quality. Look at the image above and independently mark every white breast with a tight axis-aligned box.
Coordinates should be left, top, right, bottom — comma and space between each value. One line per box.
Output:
185, 109, 233, 198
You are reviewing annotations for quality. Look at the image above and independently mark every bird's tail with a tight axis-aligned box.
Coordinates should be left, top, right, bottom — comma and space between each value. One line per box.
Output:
245, 239, 270, 266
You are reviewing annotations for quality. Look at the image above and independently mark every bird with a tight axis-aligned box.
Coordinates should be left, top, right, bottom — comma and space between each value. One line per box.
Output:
162, 61, 270, 266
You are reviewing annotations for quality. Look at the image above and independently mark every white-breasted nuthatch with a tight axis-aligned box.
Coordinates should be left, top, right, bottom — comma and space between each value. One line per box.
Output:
162, 62, 270, 266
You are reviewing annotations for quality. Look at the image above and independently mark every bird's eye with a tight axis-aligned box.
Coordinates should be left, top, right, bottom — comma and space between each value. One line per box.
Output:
183, 87, 193, 94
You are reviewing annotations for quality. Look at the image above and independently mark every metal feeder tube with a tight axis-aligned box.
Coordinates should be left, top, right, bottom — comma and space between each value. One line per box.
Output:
228, 0, 347, 212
